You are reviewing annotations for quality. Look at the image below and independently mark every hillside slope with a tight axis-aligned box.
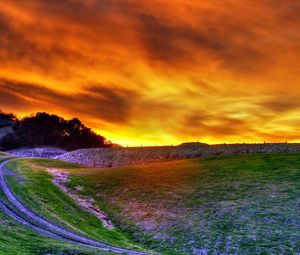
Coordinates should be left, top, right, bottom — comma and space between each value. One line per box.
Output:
2, 153, 299, 254
0, 154, 98, 254
0, 155, 152, 255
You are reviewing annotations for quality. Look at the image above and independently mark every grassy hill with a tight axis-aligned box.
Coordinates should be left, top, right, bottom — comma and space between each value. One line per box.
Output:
0, 154, 142, 255
0, 208, 102, 255
1, 153, 300, 254
0, 154, 99, 255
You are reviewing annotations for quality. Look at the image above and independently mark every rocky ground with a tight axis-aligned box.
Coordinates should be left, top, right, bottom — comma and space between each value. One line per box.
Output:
56, 143, 300, 167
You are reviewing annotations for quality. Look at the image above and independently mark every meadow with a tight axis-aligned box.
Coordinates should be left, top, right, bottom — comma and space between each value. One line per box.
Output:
2, 153, 300, 254
0, 154, 100, 255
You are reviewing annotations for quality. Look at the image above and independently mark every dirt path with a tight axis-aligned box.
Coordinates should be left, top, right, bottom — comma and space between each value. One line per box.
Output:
49, 169, 114, 229
0, 159, 154, 255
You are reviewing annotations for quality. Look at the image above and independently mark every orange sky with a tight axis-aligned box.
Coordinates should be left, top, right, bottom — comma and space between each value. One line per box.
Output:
0, 0, 300, 146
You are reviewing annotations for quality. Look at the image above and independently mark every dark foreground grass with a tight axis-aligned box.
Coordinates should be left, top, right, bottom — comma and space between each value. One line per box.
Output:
3, 153, 300, 254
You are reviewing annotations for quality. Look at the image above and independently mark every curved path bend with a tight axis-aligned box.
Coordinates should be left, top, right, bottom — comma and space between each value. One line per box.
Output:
0, 159, 154, 255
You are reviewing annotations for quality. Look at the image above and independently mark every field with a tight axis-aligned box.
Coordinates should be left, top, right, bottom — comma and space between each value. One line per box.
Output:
1, 153, 300, 254
0, 208, 100, 255
0, 154, 98, 255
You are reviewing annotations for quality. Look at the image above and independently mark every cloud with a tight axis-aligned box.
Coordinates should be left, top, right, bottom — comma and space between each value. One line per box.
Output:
0, 78, 136, 124
0, 0, 300, 145
0, 89, 29, 110
179, 112, 253, 139
1, 0, 299, 79
260, 98, 300, 113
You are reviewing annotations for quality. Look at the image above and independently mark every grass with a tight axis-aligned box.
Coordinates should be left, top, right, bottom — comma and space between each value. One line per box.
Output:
0, 151, 12, 159
2, 153, 300, 254
4, 158, 144, 252
0, 154, 114, 255
0, 209, 100, 255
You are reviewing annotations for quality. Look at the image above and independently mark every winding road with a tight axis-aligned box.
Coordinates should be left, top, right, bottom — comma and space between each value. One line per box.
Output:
0, 158, 154, 255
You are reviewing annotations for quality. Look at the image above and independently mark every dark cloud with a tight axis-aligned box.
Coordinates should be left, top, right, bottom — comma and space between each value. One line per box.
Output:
261, 99, 300, 113
0, 15, 100, 80
132, 7, 275, 74
1, 0, 298, 75
0, 78, 136, 124
0, 89, 29, 110
82, 86, 137, 122
135, 13, 223, 64
181, 112, 252, 137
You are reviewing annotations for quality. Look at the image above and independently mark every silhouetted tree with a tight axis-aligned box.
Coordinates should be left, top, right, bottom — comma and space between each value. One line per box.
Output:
61, 117, 107, 150
0, 133, 19, 150
0, 111, 18, 128
10, 112, 110, 150
14, 113, 63, 147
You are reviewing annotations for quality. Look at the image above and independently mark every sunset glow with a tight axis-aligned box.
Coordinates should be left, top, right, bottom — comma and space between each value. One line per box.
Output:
1, 0, 300, 146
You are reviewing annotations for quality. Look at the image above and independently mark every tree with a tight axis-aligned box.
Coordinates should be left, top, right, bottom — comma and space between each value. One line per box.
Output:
14, 112, 63, 147
0, 111, 18, 128
0, 133, 19, 150
11, 112, 110, 150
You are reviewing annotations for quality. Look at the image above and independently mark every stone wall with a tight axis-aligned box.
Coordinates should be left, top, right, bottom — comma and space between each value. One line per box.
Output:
8, 147, 67, 158
56, 143, 300, 167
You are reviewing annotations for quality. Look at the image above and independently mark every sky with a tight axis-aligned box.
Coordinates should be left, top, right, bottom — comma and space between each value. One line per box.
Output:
0, 0, 300, 146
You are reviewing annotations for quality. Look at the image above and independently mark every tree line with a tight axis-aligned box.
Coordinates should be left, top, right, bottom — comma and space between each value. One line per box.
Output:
0, 111, 112, 150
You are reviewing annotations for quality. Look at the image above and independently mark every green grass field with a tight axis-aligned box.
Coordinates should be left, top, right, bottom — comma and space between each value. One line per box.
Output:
0, 155, 136, 255
2, 153, 300, 254
0, 208, 100, 255
0, 155, 107, 255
